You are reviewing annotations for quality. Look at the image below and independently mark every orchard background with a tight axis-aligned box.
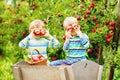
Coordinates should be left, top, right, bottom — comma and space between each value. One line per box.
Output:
0, 0, 120, 80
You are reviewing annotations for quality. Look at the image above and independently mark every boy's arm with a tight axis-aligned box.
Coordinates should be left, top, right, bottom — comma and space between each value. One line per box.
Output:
19, 34, 32, 48
63, 42, 69, 50
75, 28, 89, 49
63, 30, 71, 50
48, 35, 60, 48
79, 34, 90, 49
63, 37, 70, 50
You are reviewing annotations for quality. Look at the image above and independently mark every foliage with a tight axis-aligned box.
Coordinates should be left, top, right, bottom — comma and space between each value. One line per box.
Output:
0, 0, 120, 80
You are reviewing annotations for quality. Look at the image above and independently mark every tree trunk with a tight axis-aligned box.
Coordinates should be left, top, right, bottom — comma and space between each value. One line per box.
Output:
108, 0, 120, 80
97, 45, 103, 65
108, 66, 114, 80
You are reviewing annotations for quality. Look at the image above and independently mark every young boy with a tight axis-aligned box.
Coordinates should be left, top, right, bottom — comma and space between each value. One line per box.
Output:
50, 16, 90, 66
19, 20, 60, 63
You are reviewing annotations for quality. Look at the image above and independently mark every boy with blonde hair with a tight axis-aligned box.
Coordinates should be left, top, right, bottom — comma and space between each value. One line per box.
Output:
19, 20, 60, 63
50, 17, 89, 66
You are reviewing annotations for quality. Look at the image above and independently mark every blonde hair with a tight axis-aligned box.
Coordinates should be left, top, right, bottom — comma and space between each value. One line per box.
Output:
63, 16, 78, 29
29, 20, 45, 32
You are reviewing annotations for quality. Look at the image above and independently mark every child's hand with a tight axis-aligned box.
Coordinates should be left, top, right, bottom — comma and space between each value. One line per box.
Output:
74, 26, 83, 37
44, 30, 50, 37
65, 30, 71, 42
30, 29, 41, 39
66, 30, 71, 38
44, 30, 53, 39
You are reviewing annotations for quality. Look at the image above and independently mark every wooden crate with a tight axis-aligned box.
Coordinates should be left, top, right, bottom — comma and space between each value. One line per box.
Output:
12, 60, 67, 80
12, 60, 103, 80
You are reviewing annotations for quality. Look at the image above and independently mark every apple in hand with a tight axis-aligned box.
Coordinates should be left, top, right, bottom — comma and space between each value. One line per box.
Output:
39, 29, 46, 36
33, 29, 46, 36
33, 29, 40, 35
66, 24, 79, 31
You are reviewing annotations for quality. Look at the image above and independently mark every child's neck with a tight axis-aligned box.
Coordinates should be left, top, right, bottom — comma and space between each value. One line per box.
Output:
71, 34, 77, 37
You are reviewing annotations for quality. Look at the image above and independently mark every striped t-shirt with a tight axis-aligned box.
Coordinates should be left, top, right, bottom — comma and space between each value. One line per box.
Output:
19, 34, 60, 58
63, 34, 89, 58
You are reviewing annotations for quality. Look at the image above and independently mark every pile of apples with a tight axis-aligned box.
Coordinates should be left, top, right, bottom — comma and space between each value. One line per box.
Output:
30, 54, 42, 62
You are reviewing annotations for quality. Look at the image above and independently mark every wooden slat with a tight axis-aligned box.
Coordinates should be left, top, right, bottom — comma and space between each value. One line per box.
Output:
12, 60, 103, 80
66, 60, 103, 80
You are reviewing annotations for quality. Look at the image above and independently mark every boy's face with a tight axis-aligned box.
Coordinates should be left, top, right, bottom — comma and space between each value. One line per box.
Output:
32, 25, 44, 31
65, 23, 80, 36
30, 25, 46, 38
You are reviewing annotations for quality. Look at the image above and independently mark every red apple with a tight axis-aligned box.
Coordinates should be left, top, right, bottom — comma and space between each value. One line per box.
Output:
106, 38, 111, 43
33, 29, 40, 35
86, 10, 91, 15
76, 16, 81, 20
13, 34, 17, 38
18, 18, 22, 22
109, 33, 113, 37
83, 15, 89, 19
62, 35, 66, 40
33, 57, 40, 62
91, 29, 96, 33
13, 21, 17, 24
91, 1, 95, 8
7, 7, 11, 11
95, 25, 98, 29
12, 11, 16, 15
104, 20, 109, 25
43, 20, 47, 24
109, 21, 115, 26
105, 34, 109, 39
39, 30, 46, 36
32, 6, 37, 10
57, 13, 61, 17
92, 16, 97, 21
33, 29, 46, 36
22, 31, 26, 37
79, 4, 84, 8
87, 49, 92, 54
71, 4, 75, 8
17, 3, 21, 6
99, 29, 102, 32
51, 56, 57, 61
80, 11, 82, 14
37, 55, 42, 59
109, 26, 115, 30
